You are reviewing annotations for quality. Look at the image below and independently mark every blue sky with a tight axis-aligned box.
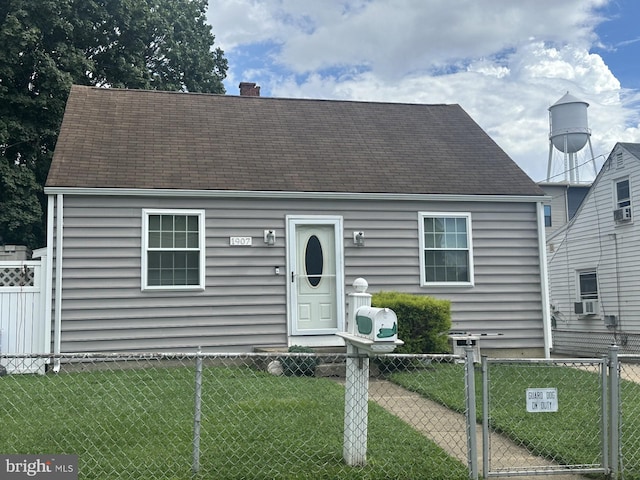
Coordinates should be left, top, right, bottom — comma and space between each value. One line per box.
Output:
592, 0, 640, 90
207, 0, 640, 183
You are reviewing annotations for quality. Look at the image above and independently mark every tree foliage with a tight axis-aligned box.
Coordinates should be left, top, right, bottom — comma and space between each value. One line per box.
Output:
0, 161, 41, 246
0, 0, 227, 248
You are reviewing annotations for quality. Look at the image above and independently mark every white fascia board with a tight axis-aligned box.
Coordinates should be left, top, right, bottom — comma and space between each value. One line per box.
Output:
44, 187, 549, 203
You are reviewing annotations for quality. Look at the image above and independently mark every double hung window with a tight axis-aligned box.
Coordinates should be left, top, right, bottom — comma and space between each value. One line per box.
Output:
578, 270, 598, 301
544, 205, 552, 227
615, 178, 630, 209
419, 212, 474, 286
142, 210, 205, 290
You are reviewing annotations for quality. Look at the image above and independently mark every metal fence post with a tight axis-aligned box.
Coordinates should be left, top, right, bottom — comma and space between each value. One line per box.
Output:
192, 350, 203, 474
609, 344, 619, 478
464, 346, 478, 480
601, 354, 609, 474
481, 356, 489, 480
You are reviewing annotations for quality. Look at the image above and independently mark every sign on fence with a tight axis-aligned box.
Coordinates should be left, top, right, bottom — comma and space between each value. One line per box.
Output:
526, 388, 558, 412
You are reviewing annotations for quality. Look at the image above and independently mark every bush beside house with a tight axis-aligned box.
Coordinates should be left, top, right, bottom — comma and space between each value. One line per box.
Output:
372, 292, 451, 354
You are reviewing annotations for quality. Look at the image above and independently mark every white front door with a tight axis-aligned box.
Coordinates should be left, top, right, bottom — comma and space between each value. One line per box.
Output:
287, 216, 345, 338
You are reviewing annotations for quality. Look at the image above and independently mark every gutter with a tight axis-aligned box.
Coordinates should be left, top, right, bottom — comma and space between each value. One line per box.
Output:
537, 201, 552, 358
44, 186, 550, 204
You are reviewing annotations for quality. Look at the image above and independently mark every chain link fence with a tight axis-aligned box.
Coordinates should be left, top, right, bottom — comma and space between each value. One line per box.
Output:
4, 350, 640, 479
482, 357, 608, 477
553, 328, 640, 357
0, 352, 471, 480
619, 355, 640, 480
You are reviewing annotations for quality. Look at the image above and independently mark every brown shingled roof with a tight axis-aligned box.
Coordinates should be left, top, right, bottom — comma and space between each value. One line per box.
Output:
46, 85, 543, 196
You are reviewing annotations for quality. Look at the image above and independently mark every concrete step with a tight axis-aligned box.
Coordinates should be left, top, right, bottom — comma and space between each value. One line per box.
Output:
254, 346, 348, 377
315, 361, 346, 378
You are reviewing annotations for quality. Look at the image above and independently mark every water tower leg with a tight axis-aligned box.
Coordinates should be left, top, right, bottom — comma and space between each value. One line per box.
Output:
547, 142, 554, 182
588, 136, 597, 177
564, 136, 572, 183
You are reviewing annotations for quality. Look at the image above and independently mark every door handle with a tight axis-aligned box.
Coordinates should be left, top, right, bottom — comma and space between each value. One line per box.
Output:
291, 271, 295, 283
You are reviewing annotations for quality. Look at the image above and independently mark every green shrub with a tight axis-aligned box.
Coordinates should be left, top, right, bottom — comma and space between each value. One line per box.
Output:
372, 291, 451, 354
280, 345, 319, 376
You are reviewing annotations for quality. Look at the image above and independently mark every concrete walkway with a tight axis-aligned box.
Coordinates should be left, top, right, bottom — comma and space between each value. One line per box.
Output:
368, 379, 592, 480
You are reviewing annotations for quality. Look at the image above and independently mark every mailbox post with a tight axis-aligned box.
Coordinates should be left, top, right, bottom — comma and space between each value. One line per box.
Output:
337, 278, 403, 466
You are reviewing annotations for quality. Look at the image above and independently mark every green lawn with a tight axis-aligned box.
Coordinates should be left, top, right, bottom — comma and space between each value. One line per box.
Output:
0, 365, 468, 480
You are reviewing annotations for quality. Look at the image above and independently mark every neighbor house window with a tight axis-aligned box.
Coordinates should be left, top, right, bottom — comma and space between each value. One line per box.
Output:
578, 270, 598, 301
419, 212, 474, 286
615, 178, 630, 208
544, 205, 552, 227
142, 209, 205, 290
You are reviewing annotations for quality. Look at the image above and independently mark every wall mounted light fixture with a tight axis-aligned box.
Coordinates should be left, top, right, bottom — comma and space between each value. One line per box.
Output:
353, 231, 365, 247
264, 230, 276, 246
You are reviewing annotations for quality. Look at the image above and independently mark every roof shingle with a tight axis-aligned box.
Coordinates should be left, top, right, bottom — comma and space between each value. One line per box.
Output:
46, 85, 543, 196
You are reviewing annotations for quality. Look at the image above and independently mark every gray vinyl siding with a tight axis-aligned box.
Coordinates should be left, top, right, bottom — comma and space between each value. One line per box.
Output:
548, 145, 640, 356
540, 184, 569, 238
51, 194, 544, 353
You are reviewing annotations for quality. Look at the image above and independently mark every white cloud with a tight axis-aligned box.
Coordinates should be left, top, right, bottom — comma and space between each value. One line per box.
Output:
208, 0, 281, 48
208, 0, 640, 183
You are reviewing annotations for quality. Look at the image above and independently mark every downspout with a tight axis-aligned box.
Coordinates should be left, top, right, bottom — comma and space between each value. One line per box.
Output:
611, 233, 622, 339
44, 196, 54, 357
53, 194, 64, 372
537, 201, 552, 358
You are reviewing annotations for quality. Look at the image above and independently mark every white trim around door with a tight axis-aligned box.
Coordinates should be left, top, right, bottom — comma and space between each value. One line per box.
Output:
286, 215, 345, 346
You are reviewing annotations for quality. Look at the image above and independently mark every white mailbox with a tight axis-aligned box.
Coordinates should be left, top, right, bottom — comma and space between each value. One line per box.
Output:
338, 278, 403, 355
354, 307, 398, 342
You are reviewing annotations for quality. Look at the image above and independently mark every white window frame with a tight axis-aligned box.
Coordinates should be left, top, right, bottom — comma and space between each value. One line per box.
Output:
141, 209, 206, 291
418, 212, 474, 287
615, 177, 631, 209
544, 204, 552, 227
577, 269, 598, 301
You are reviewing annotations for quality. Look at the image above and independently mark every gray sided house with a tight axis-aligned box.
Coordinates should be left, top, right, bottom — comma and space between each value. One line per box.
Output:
548, 142, 640, 356
538, 182, 590, 239
45, 85, 550, 357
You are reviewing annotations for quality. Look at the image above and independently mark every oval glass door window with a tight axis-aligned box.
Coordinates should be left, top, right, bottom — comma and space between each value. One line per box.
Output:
305, 235, 324, 287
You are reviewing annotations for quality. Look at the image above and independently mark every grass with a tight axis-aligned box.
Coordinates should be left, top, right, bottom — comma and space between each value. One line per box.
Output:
0, 365, 468, 480
390, 361, 640, 479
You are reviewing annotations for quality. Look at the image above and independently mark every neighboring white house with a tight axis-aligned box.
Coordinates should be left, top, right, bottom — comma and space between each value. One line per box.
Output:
43, 84, 551, 357
548, 142, 640, 356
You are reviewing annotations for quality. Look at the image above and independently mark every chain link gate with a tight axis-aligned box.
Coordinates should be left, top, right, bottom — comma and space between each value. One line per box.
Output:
619, 353, 640, 480
481, 356, 609, 478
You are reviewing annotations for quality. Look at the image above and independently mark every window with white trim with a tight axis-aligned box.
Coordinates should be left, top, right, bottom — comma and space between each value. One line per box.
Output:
544, 204, 552, 227
615, 178, 630, 208
578, 270, 598, 301
419, 212, 474, 286
142, 209, 205, 290
575, 269, 599, 315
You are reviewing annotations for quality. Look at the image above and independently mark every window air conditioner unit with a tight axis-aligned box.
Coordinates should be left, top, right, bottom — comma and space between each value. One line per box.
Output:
614, 206, 632, 222
574, 300, 599, 316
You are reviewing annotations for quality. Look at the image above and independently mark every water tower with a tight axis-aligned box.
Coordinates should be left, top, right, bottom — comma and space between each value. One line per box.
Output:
547, 92, 596, 183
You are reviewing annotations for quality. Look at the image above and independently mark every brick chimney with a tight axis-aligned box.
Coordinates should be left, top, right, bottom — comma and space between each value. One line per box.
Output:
239, 82, 260, 97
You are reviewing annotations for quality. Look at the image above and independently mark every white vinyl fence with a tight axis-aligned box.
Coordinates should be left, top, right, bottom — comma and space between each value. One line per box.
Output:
0, 258, 49, 374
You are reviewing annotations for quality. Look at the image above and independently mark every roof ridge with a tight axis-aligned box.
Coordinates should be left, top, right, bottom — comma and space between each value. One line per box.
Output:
70, 84, 457, 108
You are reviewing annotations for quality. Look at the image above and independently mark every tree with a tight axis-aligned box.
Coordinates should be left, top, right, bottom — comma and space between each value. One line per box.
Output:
0, 161, 42, 246
0, 0, 228, 248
